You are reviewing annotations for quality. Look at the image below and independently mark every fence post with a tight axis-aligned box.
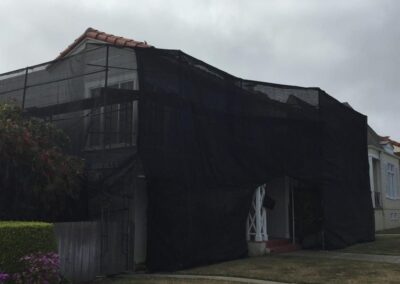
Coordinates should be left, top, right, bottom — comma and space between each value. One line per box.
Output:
21, 67, 29, 109
102, 45, 110, 151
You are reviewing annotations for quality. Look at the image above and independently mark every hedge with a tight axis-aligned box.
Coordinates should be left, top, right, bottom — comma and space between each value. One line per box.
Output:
0, 221, 57, 273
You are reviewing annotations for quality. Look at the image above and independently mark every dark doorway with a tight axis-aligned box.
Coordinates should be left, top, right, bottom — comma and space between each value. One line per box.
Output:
290, 181, 323, 249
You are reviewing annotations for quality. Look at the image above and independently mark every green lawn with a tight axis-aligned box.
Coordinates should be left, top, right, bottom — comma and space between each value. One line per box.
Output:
98, 254, 400, 284
96, 235, 400, 284
340, 235, 400, 255
180, 255, 400, 284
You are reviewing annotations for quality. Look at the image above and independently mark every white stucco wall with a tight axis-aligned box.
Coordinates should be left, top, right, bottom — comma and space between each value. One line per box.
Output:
369, 145, 400, 231
374, 210, 384, 231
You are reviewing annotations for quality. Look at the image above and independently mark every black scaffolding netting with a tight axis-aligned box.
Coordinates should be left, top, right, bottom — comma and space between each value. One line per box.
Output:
135, 48, 374, 271
0, 44, 140, 222
0, 43, 374, 272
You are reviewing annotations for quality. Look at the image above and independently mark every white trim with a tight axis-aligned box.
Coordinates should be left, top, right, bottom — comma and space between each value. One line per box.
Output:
368, 153, 379, 160
84, 73, 137, 98
386, 162, 400, 200
369, 145, 400, 160
247, 185, 268, 242
369, 156, 376, 208
63, 38, 107, 58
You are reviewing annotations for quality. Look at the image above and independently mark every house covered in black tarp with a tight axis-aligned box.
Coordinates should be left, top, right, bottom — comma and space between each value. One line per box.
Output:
0, 28, 374, 272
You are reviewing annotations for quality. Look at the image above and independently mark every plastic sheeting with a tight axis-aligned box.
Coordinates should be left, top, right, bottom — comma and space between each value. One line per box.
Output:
136, 48, 375, 271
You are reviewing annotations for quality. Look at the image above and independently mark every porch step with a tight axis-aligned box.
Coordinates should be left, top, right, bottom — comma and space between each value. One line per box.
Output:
268, 243, 301, 253
266, 239, 301, 254
266, 239, 290, 248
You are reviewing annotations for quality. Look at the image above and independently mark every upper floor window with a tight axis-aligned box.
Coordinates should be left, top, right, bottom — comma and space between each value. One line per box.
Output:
386, 162, 399, 199
87, 80, 137, 148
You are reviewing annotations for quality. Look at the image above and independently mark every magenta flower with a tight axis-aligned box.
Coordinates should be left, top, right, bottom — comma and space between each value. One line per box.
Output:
13, 252, 62, 284
0, 272, 9, 284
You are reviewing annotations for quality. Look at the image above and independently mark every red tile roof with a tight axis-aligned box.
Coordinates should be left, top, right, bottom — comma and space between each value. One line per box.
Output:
389, 139, 400, 147
56, 27, 152, 59
380, 136, 400, 147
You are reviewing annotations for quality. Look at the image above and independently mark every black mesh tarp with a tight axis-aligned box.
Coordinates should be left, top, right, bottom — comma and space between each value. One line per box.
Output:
0, 43, 374, 271
136, 48, 374, 271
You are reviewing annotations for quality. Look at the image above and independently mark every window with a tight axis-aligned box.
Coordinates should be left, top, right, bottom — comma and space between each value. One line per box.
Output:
369, 156, 382, 208
390, 212, 399, 221
386, 163, 399, 199
87, 80, 137, 148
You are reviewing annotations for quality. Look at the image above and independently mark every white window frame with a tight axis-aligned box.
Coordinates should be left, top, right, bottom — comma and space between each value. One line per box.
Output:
390, 212, 399, 221
84, 74, 138, 150
369, 154, 382, 208
386, 162, 400, 200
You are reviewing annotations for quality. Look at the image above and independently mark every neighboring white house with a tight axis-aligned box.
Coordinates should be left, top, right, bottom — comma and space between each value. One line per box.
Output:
368, 126, 400, 231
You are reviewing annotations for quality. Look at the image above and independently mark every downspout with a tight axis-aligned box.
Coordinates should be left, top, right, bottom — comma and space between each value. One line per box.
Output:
290, 178, 295, 245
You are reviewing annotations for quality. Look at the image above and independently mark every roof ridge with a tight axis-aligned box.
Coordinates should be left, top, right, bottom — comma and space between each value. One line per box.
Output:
85, 27, 97, 33
56, 27, 152, 59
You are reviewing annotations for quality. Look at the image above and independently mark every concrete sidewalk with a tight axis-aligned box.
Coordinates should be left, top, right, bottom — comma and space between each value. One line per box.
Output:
121, 273, 289, 284
285, 250, 400, 264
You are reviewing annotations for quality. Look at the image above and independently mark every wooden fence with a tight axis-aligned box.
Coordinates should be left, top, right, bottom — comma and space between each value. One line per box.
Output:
54, 221, 101, 283
54, 212, 134, 283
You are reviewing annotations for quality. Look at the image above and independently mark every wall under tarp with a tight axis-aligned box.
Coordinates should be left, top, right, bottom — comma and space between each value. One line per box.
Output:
135, 48, 375, 271
0, 43, 375, 272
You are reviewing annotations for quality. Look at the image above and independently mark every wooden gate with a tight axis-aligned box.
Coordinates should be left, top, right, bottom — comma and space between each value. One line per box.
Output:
54, 221, 101, 283
100, 207, 135, 275
55, 211, 134, 283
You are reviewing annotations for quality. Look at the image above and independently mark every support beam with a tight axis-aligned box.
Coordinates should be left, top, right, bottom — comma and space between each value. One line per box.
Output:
247, 184, 268, 242
291, 178, 295, 245
368, 156, 375, 208
25, 88, 139, 117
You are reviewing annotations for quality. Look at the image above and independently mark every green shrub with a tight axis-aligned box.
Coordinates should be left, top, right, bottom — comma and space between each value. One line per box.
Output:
0, 221, 57, 273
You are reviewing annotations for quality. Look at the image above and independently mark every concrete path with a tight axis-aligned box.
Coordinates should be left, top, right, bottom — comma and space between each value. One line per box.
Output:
285, 250, 400, 264
121, 273, 288, 284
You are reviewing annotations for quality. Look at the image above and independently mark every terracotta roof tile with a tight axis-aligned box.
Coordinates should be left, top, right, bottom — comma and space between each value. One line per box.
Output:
379, 136, 400, 147
56, 27, 152, 59
96, 33, 107, 41
115, 37, 126, 45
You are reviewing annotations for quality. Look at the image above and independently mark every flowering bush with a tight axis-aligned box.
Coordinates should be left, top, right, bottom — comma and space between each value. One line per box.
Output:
0, 222, 56, 275
13, 252, 62, 284
0, 103, 84, 221
0, 272, 9, 284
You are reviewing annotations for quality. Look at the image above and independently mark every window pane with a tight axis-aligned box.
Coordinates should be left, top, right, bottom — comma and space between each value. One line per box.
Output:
88, 81, 135, 147
119, 102, 133, 144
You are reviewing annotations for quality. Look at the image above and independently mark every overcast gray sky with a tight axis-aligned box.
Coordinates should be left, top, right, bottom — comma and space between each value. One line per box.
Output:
1, 0, 399, 139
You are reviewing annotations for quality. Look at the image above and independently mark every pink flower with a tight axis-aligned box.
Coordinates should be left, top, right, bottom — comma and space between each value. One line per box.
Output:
0, 272, 9, 283
15, 252, 62, 284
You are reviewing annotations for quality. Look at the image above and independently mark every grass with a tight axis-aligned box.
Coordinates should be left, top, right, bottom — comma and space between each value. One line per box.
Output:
96, 235, 400, 284
377, 227, 400, 234
95, 276, 234, 284
180, 255, 400, 284
339, 235, 400, 255
98, 254, 400, 284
